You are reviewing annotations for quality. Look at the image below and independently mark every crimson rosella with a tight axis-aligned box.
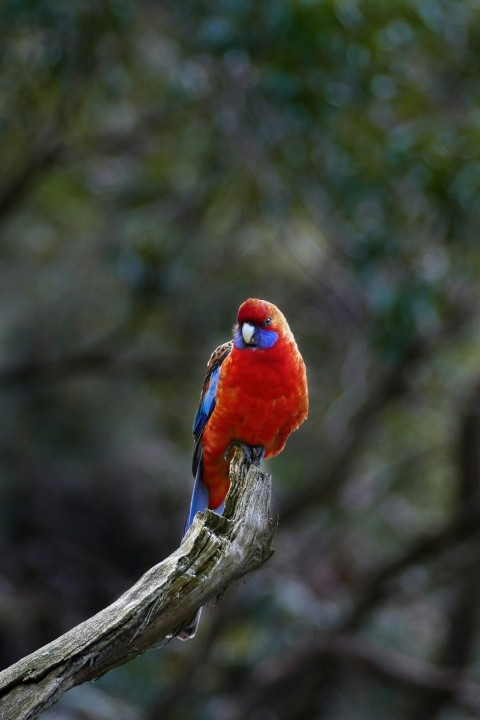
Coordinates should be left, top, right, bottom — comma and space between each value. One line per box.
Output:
178, 298, 308, 639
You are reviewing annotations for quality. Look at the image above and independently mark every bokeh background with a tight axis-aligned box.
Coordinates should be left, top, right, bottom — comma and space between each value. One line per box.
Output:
1, 1, 480, 718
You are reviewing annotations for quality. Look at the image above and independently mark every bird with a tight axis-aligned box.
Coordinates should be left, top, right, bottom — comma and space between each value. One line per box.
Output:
177, 298, 308, 639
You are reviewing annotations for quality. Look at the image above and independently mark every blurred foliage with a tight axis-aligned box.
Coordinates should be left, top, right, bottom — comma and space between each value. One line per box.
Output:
1, 0, 480, 719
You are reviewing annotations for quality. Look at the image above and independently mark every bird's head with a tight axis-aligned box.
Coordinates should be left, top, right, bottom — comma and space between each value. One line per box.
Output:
234, 298, 292, 350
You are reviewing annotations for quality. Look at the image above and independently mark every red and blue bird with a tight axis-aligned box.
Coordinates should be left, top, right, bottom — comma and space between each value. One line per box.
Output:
179, 298, 308, 639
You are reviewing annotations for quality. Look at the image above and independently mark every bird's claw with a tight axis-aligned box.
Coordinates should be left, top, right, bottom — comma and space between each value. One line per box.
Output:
225, 441, 265, 466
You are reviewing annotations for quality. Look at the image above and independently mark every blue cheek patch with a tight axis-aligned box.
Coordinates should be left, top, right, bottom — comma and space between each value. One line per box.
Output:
234, 328, 244, 349
256, 328, 278, 348
234, 327, 278, 350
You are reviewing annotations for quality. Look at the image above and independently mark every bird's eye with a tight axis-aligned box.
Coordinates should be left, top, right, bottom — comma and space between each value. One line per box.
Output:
264, 317, 272, 326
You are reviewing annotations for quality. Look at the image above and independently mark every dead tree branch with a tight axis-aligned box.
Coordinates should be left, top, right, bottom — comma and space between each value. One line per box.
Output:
0, 450, 276, 720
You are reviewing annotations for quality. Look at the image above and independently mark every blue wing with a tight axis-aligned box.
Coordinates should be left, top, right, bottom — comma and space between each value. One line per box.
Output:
192, 364, 221, 444
184, 340, 232, 535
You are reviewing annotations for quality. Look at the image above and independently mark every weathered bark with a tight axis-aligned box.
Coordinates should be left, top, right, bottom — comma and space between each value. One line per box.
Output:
0, 449, 276, 720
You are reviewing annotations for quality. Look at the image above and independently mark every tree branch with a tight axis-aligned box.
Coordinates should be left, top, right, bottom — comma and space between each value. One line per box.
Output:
232, 633, 480, 720
0, 449, 276, 720
0, 126, 64, 228
340, 498, 480, 633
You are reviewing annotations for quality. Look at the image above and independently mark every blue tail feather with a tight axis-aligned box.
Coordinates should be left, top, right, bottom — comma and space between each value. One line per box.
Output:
184, 464, 209, 535
184, 466, 226, 534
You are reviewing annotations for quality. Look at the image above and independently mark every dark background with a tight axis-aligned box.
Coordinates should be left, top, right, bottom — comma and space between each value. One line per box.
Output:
1, 1, 480, 718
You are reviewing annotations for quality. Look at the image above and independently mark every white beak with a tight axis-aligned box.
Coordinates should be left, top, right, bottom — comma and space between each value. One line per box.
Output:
242, 322, 255, 344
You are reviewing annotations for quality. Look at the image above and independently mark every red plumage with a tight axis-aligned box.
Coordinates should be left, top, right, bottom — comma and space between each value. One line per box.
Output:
200, 298, 308, 509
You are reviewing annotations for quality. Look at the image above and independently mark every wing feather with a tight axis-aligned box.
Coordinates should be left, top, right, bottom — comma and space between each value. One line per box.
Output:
192, 340, 232, 474
184, 340, 232, 535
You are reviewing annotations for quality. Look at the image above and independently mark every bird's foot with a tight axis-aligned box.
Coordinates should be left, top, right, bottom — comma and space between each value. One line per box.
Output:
225, 441, 265, 466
